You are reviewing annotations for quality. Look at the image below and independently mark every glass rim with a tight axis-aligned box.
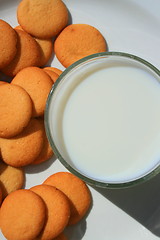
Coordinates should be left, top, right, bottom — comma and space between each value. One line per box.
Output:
45, 51, 160, 188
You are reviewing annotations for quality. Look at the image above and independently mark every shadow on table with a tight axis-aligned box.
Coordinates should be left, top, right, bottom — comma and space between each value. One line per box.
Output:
65, 189, 93, 240
25, 156, 57, 174
65, 220, 87, 240
93, 173, 160, 237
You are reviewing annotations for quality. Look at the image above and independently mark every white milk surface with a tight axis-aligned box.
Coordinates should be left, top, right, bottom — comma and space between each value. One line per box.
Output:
50, 62, 160, 183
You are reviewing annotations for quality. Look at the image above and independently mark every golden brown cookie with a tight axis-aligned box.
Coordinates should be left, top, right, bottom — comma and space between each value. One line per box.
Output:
43, 69, 59, 83
30, 184, 70, 240
0, 189, 46, 240
0, 161, 25, 199
44, 172, 91, 225
0, 20, 17, 69
0, 83, 32, 138
43, 67, 63, 76
43, 172, 92, 225
0, 118, 44, 167
15, 25, 53, 66
2, 29, 41, 76
35, 38, 53, 67
11, 66, 53, 117
32, 119, 53, 165
54, 23, 107, 67
17, 0, 69, 38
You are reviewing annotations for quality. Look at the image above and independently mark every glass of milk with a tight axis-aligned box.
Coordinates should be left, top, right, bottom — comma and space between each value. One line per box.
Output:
45, 52, 160, 188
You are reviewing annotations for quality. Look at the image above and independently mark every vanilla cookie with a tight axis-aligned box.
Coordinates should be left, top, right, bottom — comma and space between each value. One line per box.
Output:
0, 20, 17, 69
0, 161, 25, 199
17, 0, 68, 38
2, 29, 41, 76
11, 66, 53, 117
14, 26, 53, 66
43, 172, 92, 225
43, 67, 63, 76
0, 189, 46, 240
33, 119, 53, 165
54, 24, 107, 67
35, 38, 53, 67
0, 118, 44, 167
43, 69, 59, 83
30, 184, 70, 240
0, 83, 32, 138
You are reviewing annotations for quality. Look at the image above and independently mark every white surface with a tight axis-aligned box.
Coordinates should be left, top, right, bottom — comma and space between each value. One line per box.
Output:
0, 0, 160, 239
50, 61, 160, 183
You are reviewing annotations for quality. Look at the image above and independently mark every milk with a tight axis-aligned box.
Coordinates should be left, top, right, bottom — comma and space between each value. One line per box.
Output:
48, 57, 160, 183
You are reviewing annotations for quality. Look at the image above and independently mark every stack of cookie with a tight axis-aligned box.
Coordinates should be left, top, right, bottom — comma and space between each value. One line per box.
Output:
0, 0, 68, 78
0, 0, 107, 80
0, 19, 59, 78
0, 73, 55, 206
16, 0, 107, 69
0, 74, 54, 167
0, 172, 92, 240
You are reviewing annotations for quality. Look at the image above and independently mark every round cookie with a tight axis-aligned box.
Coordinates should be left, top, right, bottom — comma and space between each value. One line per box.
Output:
43, 69, 59, 83
54, 233, 68, 240
17, 0, 69, 38
0, 83, 32, 138
2, 29, 41, 76
14, 26, 53, 66
0, 118, 44, 167
35, 38, 53, 67
54, 23, 107, 68
11, 66, 53, 117
0, 161, 25, 199
43, 67, 63, 76
32, 119, 53, 165
0, 20, 17, 69
0, 189, 46, 240
30, 184, 70, 240
43, 172, 92, 225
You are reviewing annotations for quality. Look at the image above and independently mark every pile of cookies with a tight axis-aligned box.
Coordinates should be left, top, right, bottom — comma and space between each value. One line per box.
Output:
0, 172, 92, 240
0, 0, 108, 238
0, 69, 56, 211
0, 78, 54, 167
0, 19, 61, 78
0, 0, 107, 79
